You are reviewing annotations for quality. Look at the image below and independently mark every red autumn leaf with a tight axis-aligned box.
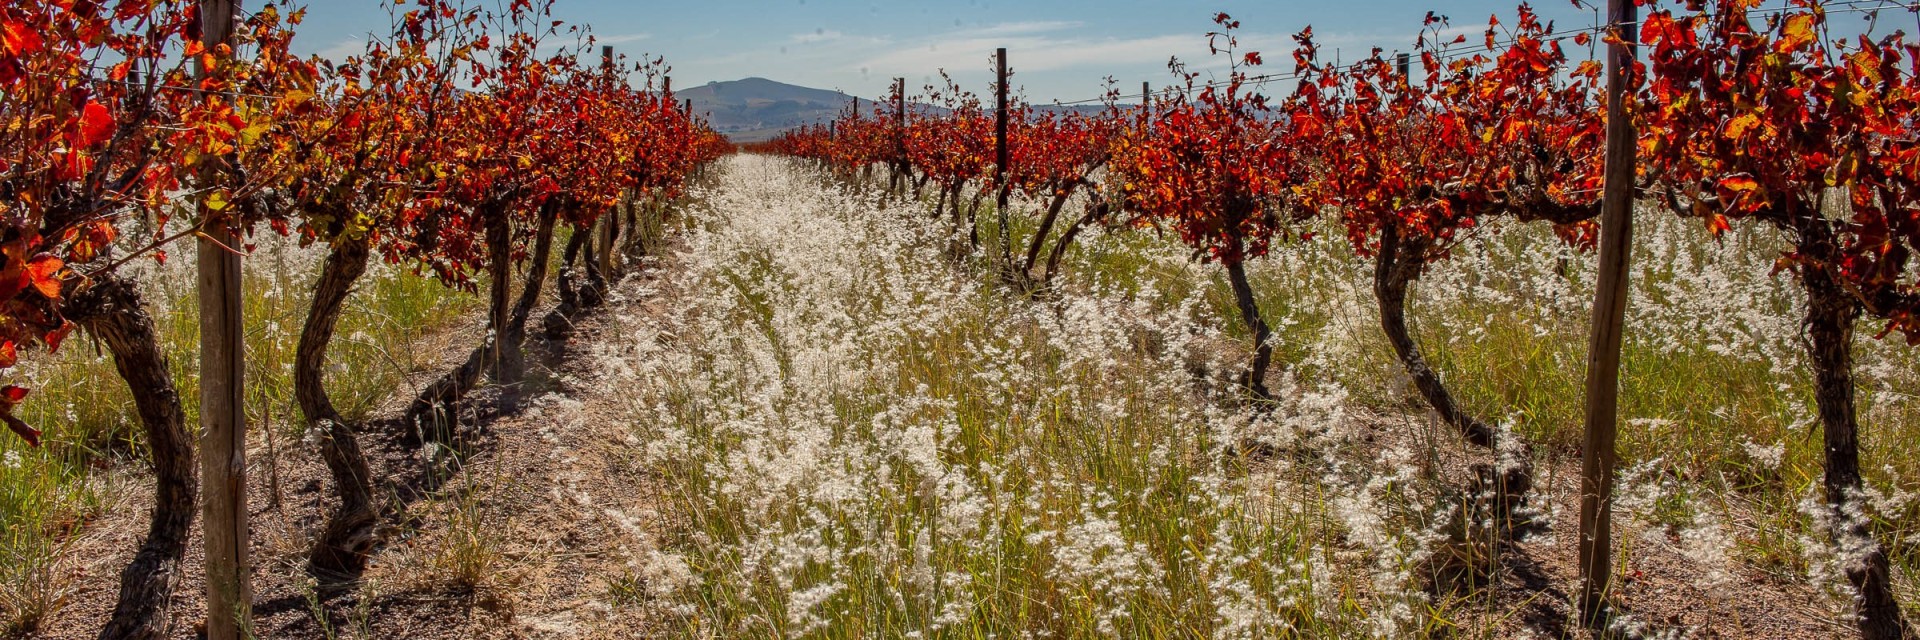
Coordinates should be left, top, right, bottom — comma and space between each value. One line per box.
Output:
45, 321, 73, 354
78, 101, 115, 147
0, 384, 36, 447
3, 417, 38, 446
0, 340, 16, 369
0, 18, 40, 56
26, 254, 62, 299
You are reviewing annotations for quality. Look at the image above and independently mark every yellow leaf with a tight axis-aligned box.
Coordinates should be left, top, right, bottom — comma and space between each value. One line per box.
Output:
1777, 14, 1815, 53
1725, 113, 1760, 140
205, 191, 229, 212
240, 122, 270, 147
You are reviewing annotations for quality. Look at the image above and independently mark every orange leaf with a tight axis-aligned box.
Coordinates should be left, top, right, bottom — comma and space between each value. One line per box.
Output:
26, 254, 61, 299
1725, 113, 1759, 140
45, 321, 72, 354
1, 18, 40, 56
1706, 213, 1730, 236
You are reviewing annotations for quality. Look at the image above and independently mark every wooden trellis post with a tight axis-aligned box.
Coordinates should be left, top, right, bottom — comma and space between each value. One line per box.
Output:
995, 48, 1011, 267
196, 0, 251, 637
893, 77, 906, 195
1579, 0, 1638, 626
598, 45, 620, 278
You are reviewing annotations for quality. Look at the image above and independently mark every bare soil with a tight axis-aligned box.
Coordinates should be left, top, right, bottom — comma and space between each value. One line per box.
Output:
1341, 399, 1848, 639
28, 257, 676, 640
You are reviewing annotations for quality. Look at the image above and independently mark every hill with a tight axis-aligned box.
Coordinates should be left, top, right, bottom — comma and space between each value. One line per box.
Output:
683, 77, 1130, 143
680, 77, 874, 143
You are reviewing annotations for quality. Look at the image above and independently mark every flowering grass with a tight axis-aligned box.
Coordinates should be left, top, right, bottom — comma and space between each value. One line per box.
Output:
605, 156, 1920, 637
605, 157, 1499, 638
1067, 193, 1920, 620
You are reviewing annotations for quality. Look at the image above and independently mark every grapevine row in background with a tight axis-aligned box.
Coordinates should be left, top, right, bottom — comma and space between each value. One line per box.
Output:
763, 2, 1920, 637
0, 0, 728, 636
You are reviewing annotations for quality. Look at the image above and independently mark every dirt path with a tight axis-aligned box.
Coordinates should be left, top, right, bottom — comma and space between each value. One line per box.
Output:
31, 253, 679, 639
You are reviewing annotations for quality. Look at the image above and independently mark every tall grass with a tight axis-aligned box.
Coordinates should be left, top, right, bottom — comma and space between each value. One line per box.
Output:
607, 158, 1483, 637
0, 231, 484, 632
608, 157, 1920, 636
1062, 198, 1920, 619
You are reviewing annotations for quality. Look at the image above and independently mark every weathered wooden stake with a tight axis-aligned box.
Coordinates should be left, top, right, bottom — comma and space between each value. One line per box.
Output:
893, 77, 906, 195
995, 48, 1010, 267
597, 46, 619, 278
196, 1, 251, 637
1395, 52, 1411, 80
1578, 0, 1637, 626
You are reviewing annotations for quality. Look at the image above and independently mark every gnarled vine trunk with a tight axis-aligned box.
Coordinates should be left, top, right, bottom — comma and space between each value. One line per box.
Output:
967, 185, 987, 250
1223, 255, 1274, 401
1041, 200, 1109, 285
499, 202, 561, 412
1373, 221, 1496, 448
1798, 222, 1912, 640
579, 226, 607, 309
293, 235, 377, 578
495, 201, 556, 401
1375, 221, 1532, 525
1020, 189, 1076, 278
543, 223, 591, 339
406, 202, 512, 443
71, 274, 195, 640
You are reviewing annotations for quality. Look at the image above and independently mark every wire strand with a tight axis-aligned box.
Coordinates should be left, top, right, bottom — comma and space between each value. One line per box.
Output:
1041, 0, 1918, 107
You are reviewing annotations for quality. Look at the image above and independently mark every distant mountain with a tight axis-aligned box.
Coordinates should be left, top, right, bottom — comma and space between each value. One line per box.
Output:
680, 78, 873, 143
683, 77, 1136, 143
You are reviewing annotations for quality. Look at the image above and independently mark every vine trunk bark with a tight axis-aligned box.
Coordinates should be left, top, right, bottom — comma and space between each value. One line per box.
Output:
1020, 189, 1075, 278
293, 234, 377, 578
405, 202, 512, 442
500, 202, 561, 409
72, 274, 195, 640
1799, 223, 1911, 640
1223, 255, 1273, 401
1373, 221, 1496, 448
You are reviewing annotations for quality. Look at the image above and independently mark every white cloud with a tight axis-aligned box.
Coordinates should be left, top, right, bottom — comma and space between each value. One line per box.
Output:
315, 37, 365, 61
597, 32, 653, 45
791, 29, 844, 44
956, 21, 1084, 37
675, 19, 1327, 101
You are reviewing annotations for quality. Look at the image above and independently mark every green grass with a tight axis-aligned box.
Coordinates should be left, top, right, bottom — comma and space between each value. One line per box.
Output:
1052, 203, 1920, 619
0, 234, 486, 633
623, 162, 1469, 638
679, 169, 1920, 632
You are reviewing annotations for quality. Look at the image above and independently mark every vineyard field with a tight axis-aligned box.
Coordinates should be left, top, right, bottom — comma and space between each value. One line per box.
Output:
6, 0, 1920, 637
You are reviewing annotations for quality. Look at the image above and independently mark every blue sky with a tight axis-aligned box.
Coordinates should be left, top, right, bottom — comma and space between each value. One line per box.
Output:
281, 0, 1869, 103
